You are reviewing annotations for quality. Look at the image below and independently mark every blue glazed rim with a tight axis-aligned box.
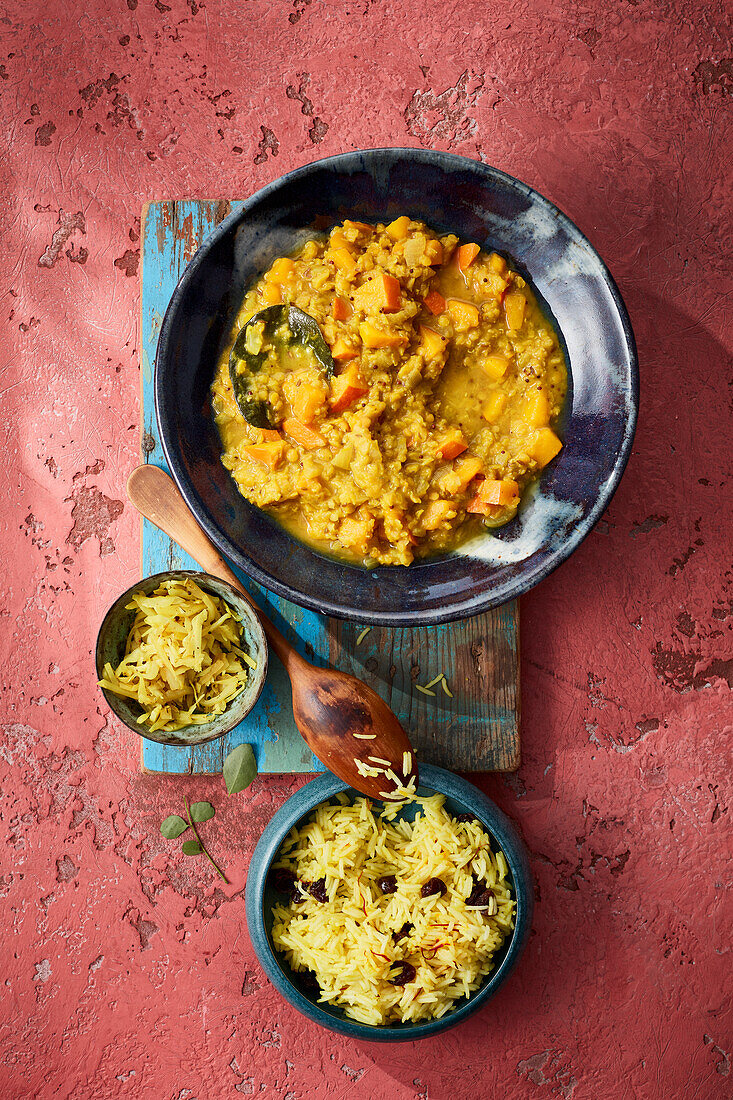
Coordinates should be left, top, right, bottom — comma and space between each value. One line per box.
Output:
156, 148, 639, 625
244, 764, 534, 1041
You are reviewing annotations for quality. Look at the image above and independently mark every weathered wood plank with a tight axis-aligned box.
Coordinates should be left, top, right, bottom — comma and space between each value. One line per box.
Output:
139, 200, 520, 774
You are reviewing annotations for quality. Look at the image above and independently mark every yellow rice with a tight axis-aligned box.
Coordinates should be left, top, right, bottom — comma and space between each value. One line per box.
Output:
271, 793, 515, 1025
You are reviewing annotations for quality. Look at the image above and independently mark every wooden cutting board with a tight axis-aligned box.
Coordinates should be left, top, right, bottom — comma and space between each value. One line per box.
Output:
138, 200, 520, 776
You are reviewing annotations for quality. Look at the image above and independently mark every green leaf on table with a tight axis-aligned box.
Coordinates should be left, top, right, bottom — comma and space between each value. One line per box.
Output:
160, 814, 188, 839
223, 743, 257, 795
189, 801, 215, 823
182, 839, 203, 856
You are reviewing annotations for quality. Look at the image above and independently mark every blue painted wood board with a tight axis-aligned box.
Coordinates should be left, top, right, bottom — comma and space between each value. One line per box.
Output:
139, 201, 520, 775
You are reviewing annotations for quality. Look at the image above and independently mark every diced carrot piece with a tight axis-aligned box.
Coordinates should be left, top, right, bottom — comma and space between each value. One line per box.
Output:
436, 429, 467, 461
504, 290, 526, 330
259, 282, 282, 306
330, 363, 368, 413
481, 354, 511, 381
520, 389, 550, 428
332, 296, 352, 321
424, 239, 443, 265
447, 299, 480, 331
338, 513, 374, 552
423, 289, 447, 316
359, 321, 406, 349
242, 441, 284, 469
419, 324, 448, 360
466, 495, 493, 515
282, 373, 327, 424
488, 252, 507, 274
282, 417, 326, 450
421, 500, 455, 531
457, 243, 481, 271
530, 427, 563, 467
330, 337, 359, 362
440, 454, 483, 494
386, 216, 410, 240
264, 257, 295, 284
331, 247, 357, 276
352, 272, 401, 313
482, 391, 508, 422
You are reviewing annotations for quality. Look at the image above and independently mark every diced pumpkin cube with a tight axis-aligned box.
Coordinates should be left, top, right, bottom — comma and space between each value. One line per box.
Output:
343, 219, 373, 233
520, 389, 550, 427
386, 215, 411, 240
504, 290, 526, 330
479, 479, 520, 506
332, 296, 352, 321
421, 500, 455, 530
481, 354, 512, 381
338, 513, 374, 552
242, 441, 285, 469
419, 324, 448, 360
482, 391, 508, 422
359, 321, 406, 348
331, 247, 357, 275
447, 299, 480, 331
259, 282, 282, 306
330, 337, 359, 362
258, 428, 283, 442
436, 429, 467, 461
352, 271, 401, 313
530, 427, 563, 467
457, 243, 481, 271
488, 252, 507, 274
330, 363, 368, 413
329, 229, 353, 251
424, 239, 443, 265
282, 373, 327, 424
440, 454, 483, 494
423, 289, 447, 315
264, 257, 296, 284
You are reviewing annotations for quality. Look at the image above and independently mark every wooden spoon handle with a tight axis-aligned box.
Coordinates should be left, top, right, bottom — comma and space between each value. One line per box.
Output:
126, 465, 301, 673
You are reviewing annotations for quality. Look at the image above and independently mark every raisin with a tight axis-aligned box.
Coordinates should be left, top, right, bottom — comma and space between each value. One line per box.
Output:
420, 877, 447, 898
377, 875, 397, 894
270, 868, 296, 894
456, 813, 477, 823
308, 877, 328, 903
388, 961, 416, 986
392, 922, 413, 942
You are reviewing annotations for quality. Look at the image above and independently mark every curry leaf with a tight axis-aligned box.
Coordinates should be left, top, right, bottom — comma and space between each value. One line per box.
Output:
160, 814, 188, 839
182, 839, 203, 855
189, 801, 215, 823
228, 304, 334, 427
223, 743, 257, 795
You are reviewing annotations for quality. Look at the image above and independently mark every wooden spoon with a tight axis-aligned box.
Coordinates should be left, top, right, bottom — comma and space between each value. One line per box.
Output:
127, 465, 419, 799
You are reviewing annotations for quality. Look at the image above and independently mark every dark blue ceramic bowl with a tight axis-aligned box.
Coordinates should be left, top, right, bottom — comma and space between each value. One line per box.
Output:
244, 764, 533, 1040
156, 149, 638, 624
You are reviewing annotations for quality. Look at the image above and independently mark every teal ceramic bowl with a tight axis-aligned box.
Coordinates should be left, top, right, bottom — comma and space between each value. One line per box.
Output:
95, 570, 268, 746
245, 764, 533, 1040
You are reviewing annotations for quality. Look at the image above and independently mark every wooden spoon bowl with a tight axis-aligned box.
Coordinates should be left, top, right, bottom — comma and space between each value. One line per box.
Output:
126, 465, 418, 798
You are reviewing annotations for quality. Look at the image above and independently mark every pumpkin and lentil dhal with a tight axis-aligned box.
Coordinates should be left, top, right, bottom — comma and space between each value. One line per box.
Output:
211, 217, 567, 567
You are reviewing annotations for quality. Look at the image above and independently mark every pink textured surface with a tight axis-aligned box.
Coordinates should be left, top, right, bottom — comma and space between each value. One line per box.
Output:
1, 2, 731, 1097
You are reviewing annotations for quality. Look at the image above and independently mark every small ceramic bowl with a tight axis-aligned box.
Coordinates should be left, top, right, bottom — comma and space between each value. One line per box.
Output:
95, 570, 268, 746
245, 764, 533, 1040
156, 148, 638, 625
